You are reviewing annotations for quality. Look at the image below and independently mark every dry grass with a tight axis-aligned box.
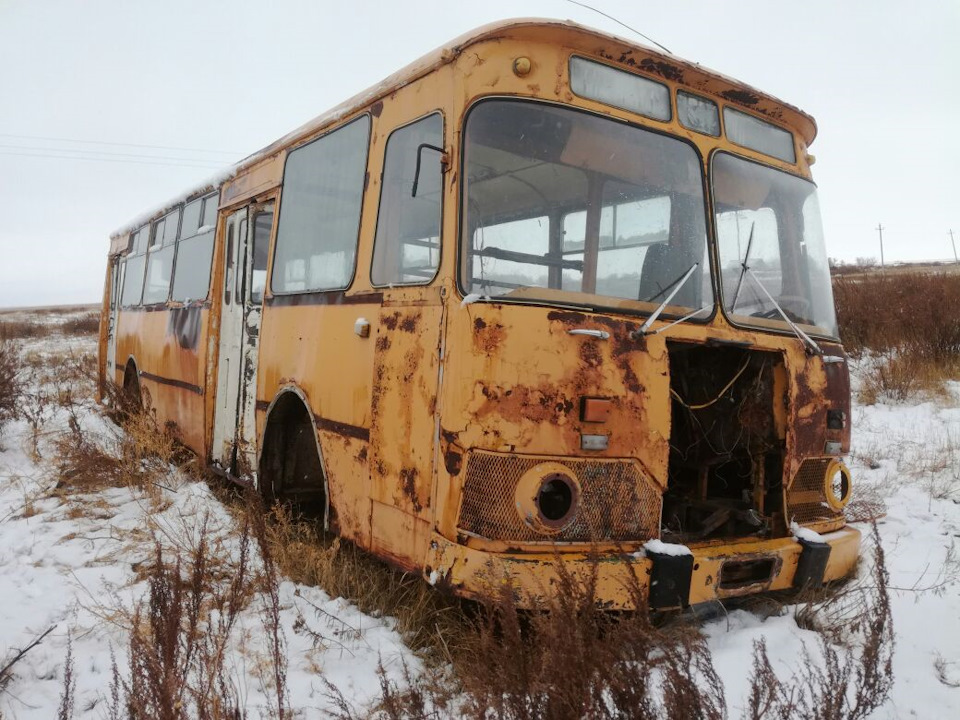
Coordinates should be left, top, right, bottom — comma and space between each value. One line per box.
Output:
61, 312, 101, 336
0, 320, 51, 340
834, 272, 960, 403
251, 503, 464, 660
0, 339, 21, 436
99, 509, 289, 720
326, 528, 895, 720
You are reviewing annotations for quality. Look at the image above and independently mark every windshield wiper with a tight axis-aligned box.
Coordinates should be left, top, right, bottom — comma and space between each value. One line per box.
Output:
745, 268, 822, 355
647, 304, 712, 335
632, 262, 699, 338
730, 222, 755, 314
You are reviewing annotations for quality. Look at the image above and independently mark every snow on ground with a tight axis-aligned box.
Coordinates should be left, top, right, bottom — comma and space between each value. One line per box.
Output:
0, 318, 415, 718
706, 362, 960, 718
1, 315, 958, 718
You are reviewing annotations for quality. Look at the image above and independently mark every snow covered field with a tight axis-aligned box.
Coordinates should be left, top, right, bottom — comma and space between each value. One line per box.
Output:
0, 313, 958, 718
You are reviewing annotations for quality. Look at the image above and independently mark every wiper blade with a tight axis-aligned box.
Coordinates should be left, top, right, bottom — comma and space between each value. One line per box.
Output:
745, 268, 822, 355
731, 222, 756, 314
632, 262, 699, 338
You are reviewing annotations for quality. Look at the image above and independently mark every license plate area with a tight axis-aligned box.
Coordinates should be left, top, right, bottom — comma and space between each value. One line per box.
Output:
718, 556, 777, 590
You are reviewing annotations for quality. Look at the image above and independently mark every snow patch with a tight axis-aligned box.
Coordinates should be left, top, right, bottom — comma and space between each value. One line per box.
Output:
790, 521, 826, 543
642, 539, 693, 557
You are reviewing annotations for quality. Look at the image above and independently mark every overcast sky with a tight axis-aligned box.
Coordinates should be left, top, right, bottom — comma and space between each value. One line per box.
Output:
1, 0, 957, 307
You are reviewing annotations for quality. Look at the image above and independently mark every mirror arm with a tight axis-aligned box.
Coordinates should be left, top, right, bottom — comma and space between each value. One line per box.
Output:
411, 143, 447, 198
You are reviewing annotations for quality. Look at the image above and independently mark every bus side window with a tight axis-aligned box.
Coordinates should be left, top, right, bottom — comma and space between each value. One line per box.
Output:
272, 115, 371, 294
235, 218, 247, 305
371, 112, 443, 286
170, 197, 216, 304
224, 219, 235, 306
250, 211, 273, 304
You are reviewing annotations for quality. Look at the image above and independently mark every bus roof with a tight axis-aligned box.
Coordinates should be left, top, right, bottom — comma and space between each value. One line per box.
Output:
110, 18, 817, 244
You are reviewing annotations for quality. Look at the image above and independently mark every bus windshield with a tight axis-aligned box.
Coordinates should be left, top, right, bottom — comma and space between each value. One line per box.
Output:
461, 99, 712, 315
713, 153, 838, 338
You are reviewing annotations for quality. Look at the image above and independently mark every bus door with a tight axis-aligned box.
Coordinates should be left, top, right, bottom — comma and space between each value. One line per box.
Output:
105, 258, 123, 378
212, 202, 273, 478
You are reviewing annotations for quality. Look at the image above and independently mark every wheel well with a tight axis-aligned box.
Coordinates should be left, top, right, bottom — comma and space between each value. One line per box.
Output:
259, 392, 328, 518
122, 359, 142, 407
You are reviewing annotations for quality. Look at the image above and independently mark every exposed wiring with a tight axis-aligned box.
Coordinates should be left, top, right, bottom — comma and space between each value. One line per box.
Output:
671, 355, 751, 411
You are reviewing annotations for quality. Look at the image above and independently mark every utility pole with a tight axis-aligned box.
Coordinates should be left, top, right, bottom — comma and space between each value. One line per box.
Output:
876, 223, 885, 268
951, 229, 958, 264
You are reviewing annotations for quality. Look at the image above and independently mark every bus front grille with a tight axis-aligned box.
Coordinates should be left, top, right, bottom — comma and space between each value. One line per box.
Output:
786, 458, 844, 528
458, 451, 661, 543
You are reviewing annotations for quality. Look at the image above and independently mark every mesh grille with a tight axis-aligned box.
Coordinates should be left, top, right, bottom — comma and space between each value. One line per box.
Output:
458, 451, 661, 542
787, 458, 843, 526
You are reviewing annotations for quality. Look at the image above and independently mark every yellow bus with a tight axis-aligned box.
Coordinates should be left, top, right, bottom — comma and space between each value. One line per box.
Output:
98, 19, 859, 610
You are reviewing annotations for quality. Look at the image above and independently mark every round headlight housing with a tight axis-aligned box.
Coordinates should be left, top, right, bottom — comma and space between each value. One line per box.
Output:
515, 462, 581, 534
824, 461, 852, 511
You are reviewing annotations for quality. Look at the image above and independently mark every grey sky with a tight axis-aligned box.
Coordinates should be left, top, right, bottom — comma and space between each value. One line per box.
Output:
1, 0, 957, 307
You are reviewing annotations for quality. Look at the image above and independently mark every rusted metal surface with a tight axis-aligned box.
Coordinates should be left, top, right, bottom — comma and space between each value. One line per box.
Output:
113, 306, 211, 454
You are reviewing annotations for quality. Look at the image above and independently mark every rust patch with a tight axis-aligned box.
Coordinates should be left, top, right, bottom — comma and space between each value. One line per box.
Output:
477, 382, 575, 424
579, 340, 602, 369
356, 445, 368, 463
376, 335, 391, 352
370, 100, 383, 117
791, 362, 823, 457
444, 450, 463, 476
399, 313, 420, 333
547, 310, 587, 324
721, 89, 760, 106
382, 311, 401, 331
399, 467, 422, 513
473, 317, 506, 353
639, 58, 684, 83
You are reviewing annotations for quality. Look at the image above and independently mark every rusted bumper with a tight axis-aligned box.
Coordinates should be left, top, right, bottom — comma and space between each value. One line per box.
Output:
425, 526, 861, 610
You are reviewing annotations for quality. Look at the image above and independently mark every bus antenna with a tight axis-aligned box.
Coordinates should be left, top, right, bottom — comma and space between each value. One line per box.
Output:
565, 1, 673, 55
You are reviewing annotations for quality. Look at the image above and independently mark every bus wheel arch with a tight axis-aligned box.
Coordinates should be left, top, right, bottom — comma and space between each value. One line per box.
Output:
258, 387, 330, 527
122, 357, 143, 410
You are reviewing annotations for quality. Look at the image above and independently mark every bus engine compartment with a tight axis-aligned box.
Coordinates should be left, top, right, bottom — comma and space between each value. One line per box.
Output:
663, 343, 788, 544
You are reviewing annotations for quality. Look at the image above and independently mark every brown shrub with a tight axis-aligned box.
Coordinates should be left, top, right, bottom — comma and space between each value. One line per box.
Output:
61, 312, 101, 336
834, 272, 960, 362
746, 523, 894, 720
0, 319, 53, 340
835, 272, 960, 402
326, 559, 727, 720
0, 338, 21, 435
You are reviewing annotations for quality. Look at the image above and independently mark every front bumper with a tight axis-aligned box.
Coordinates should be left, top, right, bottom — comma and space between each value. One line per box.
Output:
425, 526, 861, 610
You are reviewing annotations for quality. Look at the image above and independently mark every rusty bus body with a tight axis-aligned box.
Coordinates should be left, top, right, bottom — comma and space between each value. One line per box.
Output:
98, 19, 858, 610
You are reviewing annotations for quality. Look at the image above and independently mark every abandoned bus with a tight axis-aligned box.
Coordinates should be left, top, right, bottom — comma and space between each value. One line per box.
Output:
98, 19, 858, 610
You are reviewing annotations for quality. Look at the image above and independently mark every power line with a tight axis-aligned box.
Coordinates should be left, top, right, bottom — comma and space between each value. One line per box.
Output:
0, 149, 227, 170
0, 132, 239, 156
565, 0, 673, 54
